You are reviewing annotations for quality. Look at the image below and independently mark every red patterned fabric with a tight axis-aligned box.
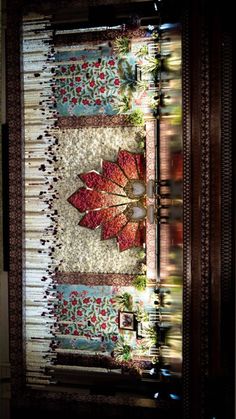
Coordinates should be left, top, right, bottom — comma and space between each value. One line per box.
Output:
135, 154, 145, 180
79, 206, 126, 229
102, 161, 128, 187
101, 213, 128, 240
117, 150, 139, 179
117, 222, 139, 251
68, 188, 126, 212
79, 171, 125, 195
133, 222, 145, 247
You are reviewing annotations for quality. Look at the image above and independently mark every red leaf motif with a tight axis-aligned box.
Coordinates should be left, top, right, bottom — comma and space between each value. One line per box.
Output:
101, 213, 128, 240
68, 188, 126, 212
117, 150, 139, 179
79, 171, 124, 195
102, 161, 128, 187
67, 150, 146, 251
118, 222, 139, 251
79, 206, 125, 230
70, 291, 79, 296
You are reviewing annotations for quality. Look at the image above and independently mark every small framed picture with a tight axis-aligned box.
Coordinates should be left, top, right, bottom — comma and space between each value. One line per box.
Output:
118, 311, 136, 331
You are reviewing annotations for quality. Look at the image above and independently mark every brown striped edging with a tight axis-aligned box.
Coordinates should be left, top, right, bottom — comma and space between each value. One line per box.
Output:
54, 28, 147, 47
57, 114, 131, 128
55, 272, 135, 286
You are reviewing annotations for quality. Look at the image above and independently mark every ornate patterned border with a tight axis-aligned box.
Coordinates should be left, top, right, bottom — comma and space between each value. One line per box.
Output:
220, 33, 234, 418
55, 272, 134, 285
54, 28, 147, 46
55, 352, 152, 370
6, 0, 25, 397
199, 20, 210, 418
182, 5, 234, 419
182, 9, 211, 418
182, 11, 192, 419
58, 115, 131, 128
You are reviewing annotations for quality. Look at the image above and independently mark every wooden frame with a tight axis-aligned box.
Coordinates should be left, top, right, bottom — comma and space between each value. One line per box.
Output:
118, 311, 136, 331
181, 3, 234, 418
6, 0, 234, 418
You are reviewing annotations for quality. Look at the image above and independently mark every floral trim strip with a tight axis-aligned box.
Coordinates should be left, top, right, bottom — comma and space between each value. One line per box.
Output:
55, 272, 135, 285
56, 352, 119, 368
56, 352, 153, 372
54, 29, 147, 47
57, 115, 130, 127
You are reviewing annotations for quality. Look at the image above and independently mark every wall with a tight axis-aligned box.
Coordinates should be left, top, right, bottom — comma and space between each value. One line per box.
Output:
0, 1, 10, 417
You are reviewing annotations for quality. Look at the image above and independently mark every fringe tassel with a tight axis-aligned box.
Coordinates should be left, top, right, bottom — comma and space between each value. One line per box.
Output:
23, 15, 60, 386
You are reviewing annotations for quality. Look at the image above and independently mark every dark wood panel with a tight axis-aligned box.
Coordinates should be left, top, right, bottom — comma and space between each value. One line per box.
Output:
6, 0, 234, 418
